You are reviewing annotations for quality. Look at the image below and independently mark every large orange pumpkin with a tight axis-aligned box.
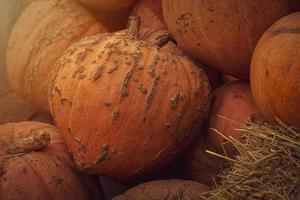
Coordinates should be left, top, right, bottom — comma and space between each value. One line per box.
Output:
186, 81, 264, 185
251, 12, 300, 127
6, 0, 108, 111
49, 20, 210, 179
162, 0, 300, 79
0, 121, 103, 200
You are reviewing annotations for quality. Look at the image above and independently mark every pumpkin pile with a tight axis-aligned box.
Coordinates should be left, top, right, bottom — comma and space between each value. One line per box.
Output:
1, 0, 300, 199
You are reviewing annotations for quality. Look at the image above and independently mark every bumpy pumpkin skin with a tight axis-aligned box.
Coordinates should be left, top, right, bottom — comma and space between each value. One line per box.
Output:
0, 121, 103, 200
251, 12, 300, 127
49, 32, 210, 179
162, 0, 300, 79
113, 179, 208, 200
132, 0, 166, 40
6, 0, 108, 111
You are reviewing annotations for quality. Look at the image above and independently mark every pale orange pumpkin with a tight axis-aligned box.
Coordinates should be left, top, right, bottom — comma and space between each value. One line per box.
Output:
162, 0, 300, 79
6, 0, 108, 111
0, 121, 103, 200
251, 12, 300, 127
49, 19, 210, 179
113, 179, 208, 200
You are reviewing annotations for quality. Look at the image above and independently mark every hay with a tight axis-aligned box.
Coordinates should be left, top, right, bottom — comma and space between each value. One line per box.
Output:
199, 119, 300, 200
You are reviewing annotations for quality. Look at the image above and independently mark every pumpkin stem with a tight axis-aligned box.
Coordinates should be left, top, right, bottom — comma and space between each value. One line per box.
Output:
127, 16, 140, 38
7, 130, 51, 155
148, 30, 170, 47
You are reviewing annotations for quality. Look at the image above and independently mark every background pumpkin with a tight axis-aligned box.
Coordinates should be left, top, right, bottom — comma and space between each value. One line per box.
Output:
75, 0, 136, 31
206, 81, 264, 155
132, 0, 166, 41
0, 0, 33, 92
251, 12, 300, 127
162, 0, 300, 79
185, 81, 264, 185
0, 0, 53, 125
113, 179, 208, 200
0, 121, 103, 200
49, 22, 210, 179
6, 0, 108, 111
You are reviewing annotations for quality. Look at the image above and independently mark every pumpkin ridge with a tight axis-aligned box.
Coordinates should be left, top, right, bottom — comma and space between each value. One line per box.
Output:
268, 26, 300, 35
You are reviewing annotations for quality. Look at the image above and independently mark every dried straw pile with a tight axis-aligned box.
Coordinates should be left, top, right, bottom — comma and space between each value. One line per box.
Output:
200, 119, 300, 200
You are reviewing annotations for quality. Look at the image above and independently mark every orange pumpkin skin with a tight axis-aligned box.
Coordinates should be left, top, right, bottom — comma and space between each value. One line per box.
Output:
132, 0, 166, 40
49, 32, 210, 179
207, 81, 264, 154
75, 0, 136, 32
0, 121, 103, 200
75, 0, 136, 12
251, 12, 300, 127
162, 0, 300, 79
113, 179, 208, 200
185, 81, 264, 185
6, 0, 108, 111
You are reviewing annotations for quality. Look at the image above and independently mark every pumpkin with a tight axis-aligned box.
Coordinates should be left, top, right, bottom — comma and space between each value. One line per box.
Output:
206, 81, 264, 155
132, 0, 166, 41
185, 81, 264, 185
75, 0, 136, 12
75, 0, 136, 31
113, 179, 208, 200
251, 12, 300, 127
0, 91, 54, 125
0, 0, 53, 124
0, 121, 103, 200
6, 0, 108, 111
162, 0, 300, 79
0, 0, 33, 90
49, 18, 210, 179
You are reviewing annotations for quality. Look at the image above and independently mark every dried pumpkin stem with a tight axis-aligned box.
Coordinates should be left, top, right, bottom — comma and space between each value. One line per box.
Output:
127, 16, 140, 38
7, 130, 51, 155
148, 30, 170, 47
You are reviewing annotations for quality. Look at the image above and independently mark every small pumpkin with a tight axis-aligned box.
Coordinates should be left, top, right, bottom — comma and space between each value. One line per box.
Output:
185, 81, 264, 185
6, 0, 108, 111
49, 18, 210, 179
132, 0, 166, 41
113, 179, 208, 200
207, 81, 264, 154
0, 121, 103, 200
251, 12, 300, 127
162, 0, 300, 79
